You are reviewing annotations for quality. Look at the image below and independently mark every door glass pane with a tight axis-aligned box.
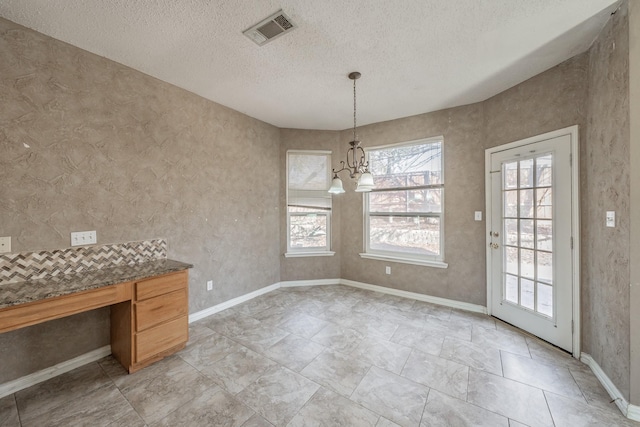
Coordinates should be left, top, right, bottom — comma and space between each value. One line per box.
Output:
537, 251, 553, 284
520, 219, 534, 249
536, 155, 552, 187
504, 162, 518, 189
520, 248, 535, 279
504, 190, 518, 217
536, 220, 553, 251
520, 159, 533, 188
520, 189, 534, 218
500, 152, 555, 318
521, 279, 535, 310
505, 274, 518, 303
505, 219, 518, 246
506, 247, 519, 275
536, 188, 553, 219
537, 283, 553, 317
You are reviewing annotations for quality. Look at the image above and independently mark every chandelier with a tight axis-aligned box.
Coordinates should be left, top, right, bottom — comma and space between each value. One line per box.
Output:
328, 72, 374, 194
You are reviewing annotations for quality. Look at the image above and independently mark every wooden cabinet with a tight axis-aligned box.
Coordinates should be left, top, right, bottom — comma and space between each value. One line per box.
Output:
111, 270, 189, 373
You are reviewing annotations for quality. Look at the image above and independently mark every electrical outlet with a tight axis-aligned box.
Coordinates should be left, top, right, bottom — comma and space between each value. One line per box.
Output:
385, 266, 391, 275
474, 211, 482, 221
0, 236, 11, 253
606, 211, 615, 228
207, 280, 213, 291
70, 230, 97, 246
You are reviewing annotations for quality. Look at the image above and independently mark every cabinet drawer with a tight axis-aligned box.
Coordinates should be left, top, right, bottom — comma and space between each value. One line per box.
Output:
135, 289, 187, 332
135, 315, 187, 363
136, 271, 187, 301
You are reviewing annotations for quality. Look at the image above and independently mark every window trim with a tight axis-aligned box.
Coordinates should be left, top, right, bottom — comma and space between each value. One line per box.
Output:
362, 136, 446, 266
286, 149, 333, 256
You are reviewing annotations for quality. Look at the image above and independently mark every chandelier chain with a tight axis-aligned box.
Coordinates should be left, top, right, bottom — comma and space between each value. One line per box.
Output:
353, 77, 357, 142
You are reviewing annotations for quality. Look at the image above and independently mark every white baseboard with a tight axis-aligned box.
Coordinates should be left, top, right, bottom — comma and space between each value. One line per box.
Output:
280, 278, 341, 287
340, 278, 487, 314
0, 345, 111, 399
188, 283, 281, 323
628, 404, 640, 422
580, 353, 637, 420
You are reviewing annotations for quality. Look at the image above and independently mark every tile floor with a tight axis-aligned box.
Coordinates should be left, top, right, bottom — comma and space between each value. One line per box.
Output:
1, 285, 637, 426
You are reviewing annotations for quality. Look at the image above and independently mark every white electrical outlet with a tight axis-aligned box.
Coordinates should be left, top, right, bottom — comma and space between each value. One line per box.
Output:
207, 280, 213, 291
606, 211, 615, 228
385, 266, 391, 275
475, 211, 483, 221
0, 236, 11, 253
70, 230, 97, 246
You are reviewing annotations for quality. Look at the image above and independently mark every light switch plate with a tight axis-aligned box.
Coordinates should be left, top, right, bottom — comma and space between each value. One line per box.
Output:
474, 211, 483, 221
71, 230, 97, 246
606, 211, 615, 228
0, 236, 11, 253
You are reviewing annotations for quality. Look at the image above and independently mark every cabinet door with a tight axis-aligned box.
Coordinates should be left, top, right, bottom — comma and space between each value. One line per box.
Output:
135, 315, 187, 362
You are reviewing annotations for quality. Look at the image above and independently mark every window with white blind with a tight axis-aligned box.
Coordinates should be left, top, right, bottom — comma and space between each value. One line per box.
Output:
286, 150, 334, 257
362, 137, 447, 268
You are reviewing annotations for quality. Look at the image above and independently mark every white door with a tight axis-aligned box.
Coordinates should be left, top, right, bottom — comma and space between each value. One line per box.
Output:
487, 130, 577, 352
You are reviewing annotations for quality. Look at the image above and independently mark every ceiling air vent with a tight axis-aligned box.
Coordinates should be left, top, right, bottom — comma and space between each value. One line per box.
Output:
243, 10, 296, 46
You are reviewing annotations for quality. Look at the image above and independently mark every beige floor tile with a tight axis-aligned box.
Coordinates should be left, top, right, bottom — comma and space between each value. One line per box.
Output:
15, 362, 112, 421
471, 325, 530, 357
525, 336, 589, 371
0, 395, 19, 427
231, 325, 291, 354
236, 366, 319, 426
178, 330, 243, 369
276, 312, 329, 339
570, 366, 623, 414
402, 350, 469, 400
376, 417, 402, 427
440, 337, 503, 375
310, 323, 365, 354
449, 309, 496, 330
151, 387, 255, 427
390, 323, 445, 356
122, 358, 216, 424
201, 346, 277, 394
501, 351, 585, 402
264, 334, 325, 372
300, 349, 371, 397
421, 389, 509, 427
545, 391, 637, 427
241, 413, 275, 426
411, 300, 453, 321
106, 406, 146, 427
288, 387, 379, 427
21, 384, 132, 427
467, 368, 554, 427
351, 366, 429, 427
187, 321, 216, 345
350, 337, 412, 374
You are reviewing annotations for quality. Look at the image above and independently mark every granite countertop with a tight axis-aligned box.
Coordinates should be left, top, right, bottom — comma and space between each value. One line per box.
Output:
0, 259, 192, 310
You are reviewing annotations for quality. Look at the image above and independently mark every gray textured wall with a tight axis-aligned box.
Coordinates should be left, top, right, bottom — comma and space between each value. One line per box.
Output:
330, 54, 587, 307
336, 104, 487, 305
584, 3, 631, 400
0, 18, 281, 382
629, 0, 640, 407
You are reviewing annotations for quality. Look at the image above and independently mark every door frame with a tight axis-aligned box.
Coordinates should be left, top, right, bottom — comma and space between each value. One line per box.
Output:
485, 125, 581, 358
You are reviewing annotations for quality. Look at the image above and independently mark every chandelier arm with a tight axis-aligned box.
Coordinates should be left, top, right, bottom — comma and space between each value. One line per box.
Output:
332, 161, 348, 175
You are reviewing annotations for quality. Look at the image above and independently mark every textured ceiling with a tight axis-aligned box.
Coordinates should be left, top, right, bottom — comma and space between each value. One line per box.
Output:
0, 0, 620, 130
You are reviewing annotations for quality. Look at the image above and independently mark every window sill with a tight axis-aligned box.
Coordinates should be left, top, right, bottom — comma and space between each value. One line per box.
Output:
285, 251, 336, 258
358, 253, 448, 269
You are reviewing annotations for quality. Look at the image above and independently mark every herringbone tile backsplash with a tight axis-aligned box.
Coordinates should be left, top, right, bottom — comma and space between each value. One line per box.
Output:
0, 239, 167, 284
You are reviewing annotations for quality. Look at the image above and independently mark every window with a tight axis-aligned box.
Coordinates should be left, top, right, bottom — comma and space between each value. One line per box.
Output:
286, 150, 334, 257
362, 137, 446, 268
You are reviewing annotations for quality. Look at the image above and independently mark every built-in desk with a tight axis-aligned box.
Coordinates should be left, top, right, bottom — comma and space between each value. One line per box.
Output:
0, 259, 192, 373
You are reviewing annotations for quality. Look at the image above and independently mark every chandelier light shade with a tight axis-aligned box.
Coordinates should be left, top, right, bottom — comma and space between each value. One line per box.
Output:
328, 71, 374, 194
